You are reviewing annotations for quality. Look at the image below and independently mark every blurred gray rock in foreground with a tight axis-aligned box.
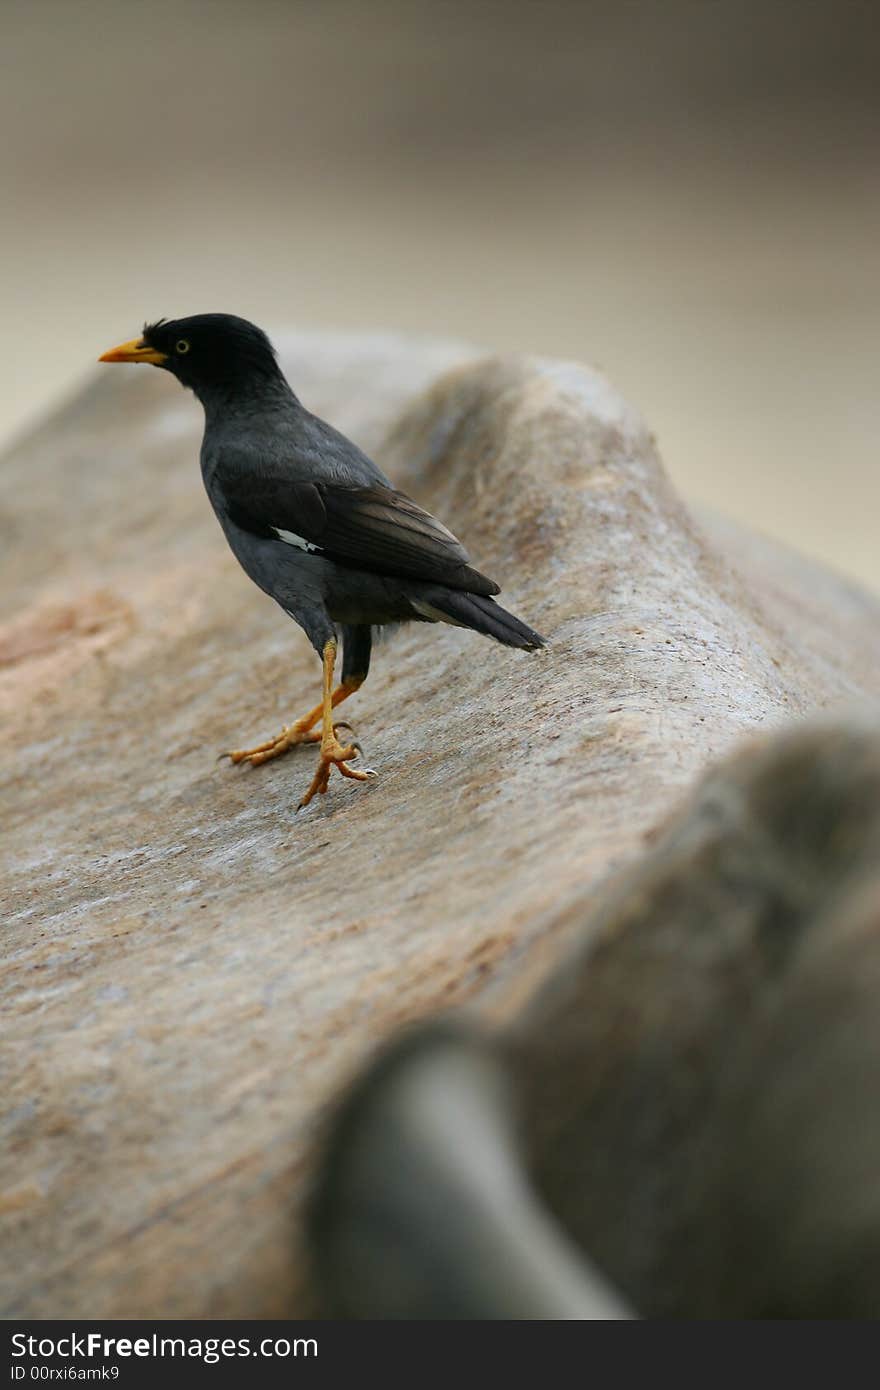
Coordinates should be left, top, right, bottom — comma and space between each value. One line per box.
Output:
310, 717, 880, 1319
1, 331, 879, 1317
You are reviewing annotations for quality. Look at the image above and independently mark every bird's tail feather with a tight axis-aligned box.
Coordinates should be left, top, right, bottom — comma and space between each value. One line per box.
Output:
414, 589, 545, 650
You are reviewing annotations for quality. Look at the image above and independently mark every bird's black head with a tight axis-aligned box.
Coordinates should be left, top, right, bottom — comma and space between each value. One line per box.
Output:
99, 313, 285, 403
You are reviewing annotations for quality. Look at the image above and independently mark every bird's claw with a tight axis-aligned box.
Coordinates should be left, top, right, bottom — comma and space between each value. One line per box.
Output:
296, 739, 377, 811
222, 720, 355, 768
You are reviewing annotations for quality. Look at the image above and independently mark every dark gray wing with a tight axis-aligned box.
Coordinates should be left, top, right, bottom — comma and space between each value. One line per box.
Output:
221, 475, 501, 596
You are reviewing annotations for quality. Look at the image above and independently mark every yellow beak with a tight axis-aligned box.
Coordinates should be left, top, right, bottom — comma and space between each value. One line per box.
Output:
98, 336, 167, 366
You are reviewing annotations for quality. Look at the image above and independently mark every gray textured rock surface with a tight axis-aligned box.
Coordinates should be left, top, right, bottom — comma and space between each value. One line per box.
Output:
512, 714, 880, 1317
1, 330, 879, 1317
310, 716, 880, 1318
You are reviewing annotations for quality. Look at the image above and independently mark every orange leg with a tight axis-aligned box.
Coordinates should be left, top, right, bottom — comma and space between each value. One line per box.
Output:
297, 640, 377, 810
225, 667, 363, 767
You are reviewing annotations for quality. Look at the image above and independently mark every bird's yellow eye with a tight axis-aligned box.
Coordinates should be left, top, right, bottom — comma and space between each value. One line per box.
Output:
176, 339, 190, 355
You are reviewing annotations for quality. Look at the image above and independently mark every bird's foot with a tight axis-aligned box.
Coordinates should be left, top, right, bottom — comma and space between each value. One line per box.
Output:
297, 735, 377, 811
223, 720, 353, 767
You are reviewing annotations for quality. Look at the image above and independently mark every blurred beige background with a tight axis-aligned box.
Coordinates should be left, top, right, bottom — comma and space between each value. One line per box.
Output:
2, 0, 878, 590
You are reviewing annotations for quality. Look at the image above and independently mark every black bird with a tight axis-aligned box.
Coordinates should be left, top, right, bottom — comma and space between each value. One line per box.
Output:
99, 314, 545, 808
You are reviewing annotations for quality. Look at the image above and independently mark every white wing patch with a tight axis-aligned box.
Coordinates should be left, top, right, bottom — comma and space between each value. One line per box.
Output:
272, 527, 322, 554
